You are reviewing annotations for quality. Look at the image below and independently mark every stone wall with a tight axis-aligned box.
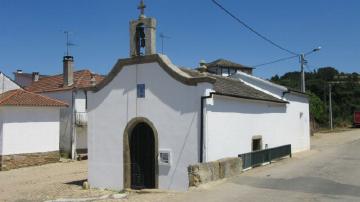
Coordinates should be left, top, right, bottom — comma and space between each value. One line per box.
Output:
188, 157, 242, 187
0, 151, 60, 171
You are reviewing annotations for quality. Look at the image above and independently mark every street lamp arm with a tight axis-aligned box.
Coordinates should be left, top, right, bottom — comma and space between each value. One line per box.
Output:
304, 46, 322, 56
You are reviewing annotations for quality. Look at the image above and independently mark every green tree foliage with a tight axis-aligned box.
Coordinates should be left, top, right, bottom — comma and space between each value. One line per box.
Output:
308, 92, 326, 123
271, 67, 360, 127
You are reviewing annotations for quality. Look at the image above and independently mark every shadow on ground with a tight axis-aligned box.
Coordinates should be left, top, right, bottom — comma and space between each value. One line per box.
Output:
231, 176, 360, 198
65, 179, 87, 187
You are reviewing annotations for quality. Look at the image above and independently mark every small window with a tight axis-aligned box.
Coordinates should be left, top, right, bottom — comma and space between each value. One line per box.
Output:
137, 84, 145, 98
252, 138, 262, 151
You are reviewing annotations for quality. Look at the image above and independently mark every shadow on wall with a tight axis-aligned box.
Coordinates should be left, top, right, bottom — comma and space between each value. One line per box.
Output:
209, 96, 287, 114
166, 112, 198, 189
0, 123, 2, 155
3, 110, 59, 123
284, 93, 308, 104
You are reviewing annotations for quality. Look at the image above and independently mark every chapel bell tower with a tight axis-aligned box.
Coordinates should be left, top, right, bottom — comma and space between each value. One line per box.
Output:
130, 0, 157, 57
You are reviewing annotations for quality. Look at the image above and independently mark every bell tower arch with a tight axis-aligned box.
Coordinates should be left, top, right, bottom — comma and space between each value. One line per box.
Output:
130, 0, 157, 57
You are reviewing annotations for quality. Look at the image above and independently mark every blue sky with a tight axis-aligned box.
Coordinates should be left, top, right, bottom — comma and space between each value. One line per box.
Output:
0, 0, 359, 79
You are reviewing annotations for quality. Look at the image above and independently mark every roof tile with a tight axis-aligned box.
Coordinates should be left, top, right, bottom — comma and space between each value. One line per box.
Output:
0, 89, 68, 107
25, 70, 104, 93
180, 68, 286, 103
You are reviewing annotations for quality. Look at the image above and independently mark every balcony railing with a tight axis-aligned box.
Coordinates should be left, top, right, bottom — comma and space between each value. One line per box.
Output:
75, 112, 87, 126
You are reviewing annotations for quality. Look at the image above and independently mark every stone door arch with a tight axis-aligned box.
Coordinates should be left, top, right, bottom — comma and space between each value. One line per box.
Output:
123, 117, 159, 189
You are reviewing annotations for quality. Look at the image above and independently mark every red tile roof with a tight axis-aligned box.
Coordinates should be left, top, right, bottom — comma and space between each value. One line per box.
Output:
25, 70, 104, 93
0, 89, 68, 107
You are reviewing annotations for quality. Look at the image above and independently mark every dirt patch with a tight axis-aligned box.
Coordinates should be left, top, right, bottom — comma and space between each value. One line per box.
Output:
0, 160, 114, 202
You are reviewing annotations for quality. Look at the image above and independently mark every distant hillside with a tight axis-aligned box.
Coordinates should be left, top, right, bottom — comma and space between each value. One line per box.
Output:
271, 67, 360, 127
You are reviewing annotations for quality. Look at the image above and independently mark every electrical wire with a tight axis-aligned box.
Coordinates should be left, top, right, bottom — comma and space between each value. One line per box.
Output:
252, 55, 298, 68
211, 0, 299, 56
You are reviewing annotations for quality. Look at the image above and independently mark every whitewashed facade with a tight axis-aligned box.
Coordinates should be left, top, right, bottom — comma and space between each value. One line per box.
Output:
88, 59, 212, 190
87, 55, 310, 191
0, 72, 21, 93
0, 107, 60, 156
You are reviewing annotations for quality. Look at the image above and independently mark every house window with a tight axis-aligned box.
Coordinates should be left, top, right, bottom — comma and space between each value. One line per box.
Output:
137, 84, 145, 98
252, 137, 262, 151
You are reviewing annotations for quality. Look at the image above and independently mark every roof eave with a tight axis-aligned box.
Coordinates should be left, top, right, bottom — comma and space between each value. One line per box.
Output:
213, 92, 289, 104
88, 54, 217, 92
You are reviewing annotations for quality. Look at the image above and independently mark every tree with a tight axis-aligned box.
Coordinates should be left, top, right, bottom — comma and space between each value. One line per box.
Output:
317, 67, 338, 81
308, 92, 326, 124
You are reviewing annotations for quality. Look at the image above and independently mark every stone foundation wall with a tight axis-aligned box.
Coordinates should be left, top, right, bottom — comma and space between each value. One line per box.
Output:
188, 157, 242, 187
0, 151, 60, 171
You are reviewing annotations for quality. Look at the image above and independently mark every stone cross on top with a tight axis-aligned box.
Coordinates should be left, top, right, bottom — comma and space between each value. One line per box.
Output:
138, 0, 146, 18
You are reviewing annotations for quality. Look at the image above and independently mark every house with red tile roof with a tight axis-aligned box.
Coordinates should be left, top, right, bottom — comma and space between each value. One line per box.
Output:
23, 56, 104, 159
0, 89, 68, 171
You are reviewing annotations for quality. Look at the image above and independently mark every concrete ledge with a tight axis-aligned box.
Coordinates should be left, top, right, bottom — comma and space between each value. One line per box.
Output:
188, 157, 242, 187
0, 151, 60, 171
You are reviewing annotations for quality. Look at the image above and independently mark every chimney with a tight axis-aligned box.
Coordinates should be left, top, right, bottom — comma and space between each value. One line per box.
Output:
90, 72, 96, 86
32, 72, 40, 82
197, 60, 207, 73
63, 56, 74, 86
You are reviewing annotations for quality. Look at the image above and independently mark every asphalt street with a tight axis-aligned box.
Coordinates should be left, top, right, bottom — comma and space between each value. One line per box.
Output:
155, 129, 360, 202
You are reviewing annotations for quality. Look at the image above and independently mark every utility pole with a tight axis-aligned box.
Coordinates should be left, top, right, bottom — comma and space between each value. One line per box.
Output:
299, 47, 321, 93
300, 54, 306, 93
329, 83, 333, 130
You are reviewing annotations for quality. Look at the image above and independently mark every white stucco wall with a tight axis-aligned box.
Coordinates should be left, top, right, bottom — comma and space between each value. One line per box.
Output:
205, 94, 310, 162
42, 91, 73, 155
282, 93, 311, 152
0, 72, 21, 93
228, 71, 310, 151
0, 107, 60, 155
87, 62, 211, 191
0, 111, 3, 155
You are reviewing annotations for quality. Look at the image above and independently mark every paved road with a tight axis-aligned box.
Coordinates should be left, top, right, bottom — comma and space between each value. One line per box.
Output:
126, 129, 360, 202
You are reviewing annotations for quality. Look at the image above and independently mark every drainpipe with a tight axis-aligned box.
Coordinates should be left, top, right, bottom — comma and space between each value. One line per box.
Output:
200, 92, 214, 163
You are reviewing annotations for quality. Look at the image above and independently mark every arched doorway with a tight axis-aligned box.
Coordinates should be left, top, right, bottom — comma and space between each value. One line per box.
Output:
123, 118, 158, 189
130, 123, 155, 189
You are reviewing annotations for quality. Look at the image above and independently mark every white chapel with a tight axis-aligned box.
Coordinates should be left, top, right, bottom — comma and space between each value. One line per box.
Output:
86, 1, 310, 191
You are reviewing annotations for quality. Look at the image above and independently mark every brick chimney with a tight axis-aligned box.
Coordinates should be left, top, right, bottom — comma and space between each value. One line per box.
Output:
63, 56, 74, 86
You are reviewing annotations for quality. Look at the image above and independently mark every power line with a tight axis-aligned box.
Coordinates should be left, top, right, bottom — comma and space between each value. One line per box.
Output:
252, 55, 298, 68
211, 0, 299, 56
